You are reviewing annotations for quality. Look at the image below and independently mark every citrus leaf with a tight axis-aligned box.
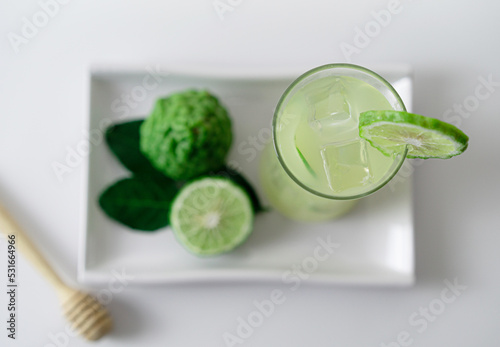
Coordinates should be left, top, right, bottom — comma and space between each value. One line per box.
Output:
105, 120, 164, 176
98, 175, 178, 231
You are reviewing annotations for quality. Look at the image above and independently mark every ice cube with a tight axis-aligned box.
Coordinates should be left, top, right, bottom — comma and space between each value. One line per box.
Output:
302, 76, 334, 106
306, 78, 356, 139
320, 140, 374, 193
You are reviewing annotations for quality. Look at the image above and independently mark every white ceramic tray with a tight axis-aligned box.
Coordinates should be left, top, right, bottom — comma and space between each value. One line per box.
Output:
79, 64, 414, 286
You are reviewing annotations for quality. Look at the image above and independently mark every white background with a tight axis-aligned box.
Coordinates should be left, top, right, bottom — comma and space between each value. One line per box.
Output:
1, 0, 499, 346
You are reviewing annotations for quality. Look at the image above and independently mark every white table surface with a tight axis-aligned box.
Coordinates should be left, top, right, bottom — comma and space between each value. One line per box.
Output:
1, 0, 499, 346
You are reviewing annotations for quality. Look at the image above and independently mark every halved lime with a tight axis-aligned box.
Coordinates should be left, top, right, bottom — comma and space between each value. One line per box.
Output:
170, 178, 254, 256
359, 110, 469, 159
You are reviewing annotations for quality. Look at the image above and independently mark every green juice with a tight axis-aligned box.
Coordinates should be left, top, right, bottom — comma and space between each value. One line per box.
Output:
260, 65, 406, 221
277, 75, 400, 197
259, 143, 357, 221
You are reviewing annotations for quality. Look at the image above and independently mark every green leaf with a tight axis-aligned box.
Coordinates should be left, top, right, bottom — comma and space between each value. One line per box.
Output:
105, 120, 163, 176
98, 175, 178, 231
212, 166, 267, 214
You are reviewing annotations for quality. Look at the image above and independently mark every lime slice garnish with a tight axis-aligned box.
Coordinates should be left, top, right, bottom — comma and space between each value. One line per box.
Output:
359, 110, 469, 159
170, 178, 254, 256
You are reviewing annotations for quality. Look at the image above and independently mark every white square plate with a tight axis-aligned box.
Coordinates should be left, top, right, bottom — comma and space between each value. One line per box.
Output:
79, 64, 414, 286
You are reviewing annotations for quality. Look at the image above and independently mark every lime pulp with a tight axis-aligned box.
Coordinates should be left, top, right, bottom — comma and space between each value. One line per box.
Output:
359, 110, 469, 159
170, 178, 254, 256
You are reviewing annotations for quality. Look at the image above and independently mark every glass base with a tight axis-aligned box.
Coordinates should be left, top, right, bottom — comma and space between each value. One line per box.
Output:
259, 143, 357, 222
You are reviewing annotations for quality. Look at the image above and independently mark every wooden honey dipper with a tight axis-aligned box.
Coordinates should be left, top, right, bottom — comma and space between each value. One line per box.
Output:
0, 204, 112, 340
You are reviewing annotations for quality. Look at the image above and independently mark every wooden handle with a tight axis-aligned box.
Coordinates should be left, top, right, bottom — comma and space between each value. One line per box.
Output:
0, 204, 113, 341
0, 204, 74, 299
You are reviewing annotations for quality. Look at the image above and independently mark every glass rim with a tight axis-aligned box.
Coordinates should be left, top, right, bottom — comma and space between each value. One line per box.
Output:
272, 63, 408, 200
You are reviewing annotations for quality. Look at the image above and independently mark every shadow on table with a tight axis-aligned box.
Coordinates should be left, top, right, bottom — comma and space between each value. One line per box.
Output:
105, 297, 147, 340
412, 66, 472, 287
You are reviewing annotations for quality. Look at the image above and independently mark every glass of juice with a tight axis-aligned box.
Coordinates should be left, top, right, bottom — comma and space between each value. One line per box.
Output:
259, 64, 407, 221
